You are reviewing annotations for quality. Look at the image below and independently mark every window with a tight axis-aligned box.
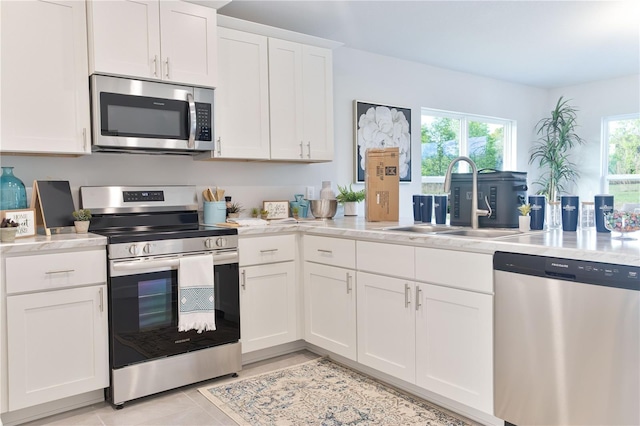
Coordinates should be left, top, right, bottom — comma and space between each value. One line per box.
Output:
602, 114, 640, 210
421, 108, 515, 194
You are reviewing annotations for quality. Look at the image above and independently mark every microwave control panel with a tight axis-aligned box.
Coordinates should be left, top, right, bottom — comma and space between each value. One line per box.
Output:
195, 103, 212, 141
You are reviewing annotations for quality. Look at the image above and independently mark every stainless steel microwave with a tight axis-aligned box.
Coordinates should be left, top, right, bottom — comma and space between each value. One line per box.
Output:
90, 75, 215, 154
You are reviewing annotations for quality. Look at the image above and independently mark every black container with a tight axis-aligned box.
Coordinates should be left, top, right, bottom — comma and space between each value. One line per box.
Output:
449, 170, 527, 228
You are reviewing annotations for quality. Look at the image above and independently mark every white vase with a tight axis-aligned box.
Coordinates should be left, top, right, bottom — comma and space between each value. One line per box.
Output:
344, 202, 358, 216
518, 215, 531, 232
74, 220, 90, 234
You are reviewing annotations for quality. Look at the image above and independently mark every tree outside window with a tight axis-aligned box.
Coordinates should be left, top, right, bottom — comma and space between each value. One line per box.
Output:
421, 109, 512, 194
603, 115, 640, 209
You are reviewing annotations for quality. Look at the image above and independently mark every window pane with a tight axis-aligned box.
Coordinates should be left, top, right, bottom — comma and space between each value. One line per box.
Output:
608, 178, 640, 210
421, 116, 460, 176
607, 118, 640, 175
468, 121, 504, 170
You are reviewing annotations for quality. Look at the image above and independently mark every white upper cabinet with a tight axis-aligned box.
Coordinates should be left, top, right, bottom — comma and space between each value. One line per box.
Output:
87, 0, 217, 87
210, 28, 270, 159
269, 39, 333, 161
0, 0, 91, 155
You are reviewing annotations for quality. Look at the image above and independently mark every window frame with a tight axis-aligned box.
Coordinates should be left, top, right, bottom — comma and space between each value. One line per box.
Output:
420, 108, 516, 186
600, 113, 640, 193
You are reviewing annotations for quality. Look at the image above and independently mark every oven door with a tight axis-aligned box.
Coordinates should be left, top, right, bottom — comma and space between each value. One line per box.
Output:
108, 251, 239, 369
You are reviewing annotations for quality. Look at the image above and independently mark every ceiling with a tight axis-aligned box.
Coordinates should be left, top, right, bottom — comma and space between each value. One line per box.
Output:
214, 0, 640, 89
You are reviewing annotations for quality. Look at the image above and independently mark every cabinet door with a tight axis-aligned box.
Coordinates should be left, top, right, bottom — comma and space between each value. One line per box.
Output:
357, 272, 416, 383
302, 45, 333, 161
159, 1, 217, 87
268, 38, 304, 160
240, 262, 297, 353
87, 0, 161, 79
304, 262, 356, 360
6, 285, 108, 411
1, 0, 90, 154
415, 283, 493, 413
215, 28, 270, 159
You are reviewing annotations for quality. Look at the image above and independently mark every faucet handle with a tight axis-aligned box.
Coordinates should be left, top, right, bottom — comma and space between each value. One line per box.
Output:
478, 195, 492, 217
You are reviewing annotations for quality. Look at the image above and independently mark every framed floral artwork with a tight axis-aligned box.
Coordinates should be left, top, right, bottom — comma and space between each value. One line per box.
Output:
354, 100, 411, 183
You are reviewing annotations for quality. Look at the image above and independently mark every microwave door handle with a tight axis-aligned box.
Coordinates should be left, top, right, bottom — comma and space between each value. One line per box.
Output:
187, 92, 196, 149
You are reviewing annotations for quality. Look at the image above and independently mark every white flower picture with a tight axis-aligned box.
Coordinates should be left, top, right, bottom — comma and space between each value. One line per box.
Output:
354, 101, 411, 182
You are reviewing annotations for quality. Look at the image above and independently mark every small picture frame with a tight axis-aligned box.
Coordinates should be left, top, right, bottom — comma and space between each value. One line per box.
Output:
262, 200, 290, 219
1, 208, 36, 238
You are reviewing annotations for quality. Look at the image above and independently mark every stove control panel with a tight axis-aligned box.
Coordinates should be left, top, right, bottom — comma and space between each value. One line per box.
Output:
108, 235, 238, 260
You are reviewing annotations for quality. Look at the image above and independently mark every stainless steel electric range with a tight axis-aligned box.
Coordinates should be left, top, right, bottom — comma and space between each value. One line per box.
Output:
80, 186, 241, 408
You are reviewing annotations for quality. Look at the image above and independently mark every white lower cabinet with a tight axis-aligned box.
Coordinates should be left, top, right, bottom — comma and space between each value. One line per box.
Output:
240, 261, 297, 353
6, 285, 108, 411
304, 262, 356, 360
415, 283, 493, 413
356, 272, 416, 382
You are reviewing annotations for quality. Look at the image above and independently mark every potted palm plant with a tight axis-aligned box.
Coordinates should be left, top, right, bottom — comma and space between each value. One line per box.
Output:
72, 209, 92, 233
529, 96, 586, 203
336, 184, 366, 216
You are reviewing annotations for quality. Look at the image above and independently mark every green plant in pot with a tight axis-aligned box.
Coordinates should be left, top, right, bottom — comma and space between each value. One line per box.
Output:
227, 202, 243, 218
1, 218, 19, 242
336, 184, 365, 216
72, 209, 91, 233
529, 96, 586, 202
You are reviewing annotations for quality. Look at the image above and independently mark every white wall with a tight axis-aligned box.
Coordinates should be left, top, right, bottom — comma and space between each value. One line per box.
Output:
4, 46, 635, 219
547, 74, 640, 201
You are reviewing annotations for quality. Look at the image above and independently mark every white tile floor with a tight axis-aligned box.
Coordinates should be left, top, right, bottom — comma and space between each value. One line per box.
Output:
23, 351, 320, 426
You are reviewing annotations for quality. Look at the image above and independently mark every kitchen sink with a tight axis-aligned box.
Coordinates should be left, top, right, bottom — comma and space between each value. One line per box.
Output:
438, 228, 522, 238
381, 224, 459, 234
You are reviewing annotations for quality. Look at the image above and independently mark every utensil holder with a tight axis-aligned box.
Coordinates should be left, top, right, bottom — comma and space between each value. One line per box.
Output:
204, 201, 227, 224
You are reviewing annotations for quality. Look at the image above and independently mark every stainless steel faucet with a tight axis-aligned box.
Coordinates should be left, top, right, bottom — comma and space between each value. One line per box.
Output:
443, 156, 490, 229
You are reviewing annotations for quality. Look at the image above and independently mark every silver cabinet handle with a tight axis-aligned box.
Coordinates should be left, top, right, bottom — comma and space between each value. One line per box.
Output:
260, 249, 278, 253
299, 142, 304, 158
241, 269, 246, 289
317, 249, 333, 254
164, 57, 170, 78
404, 283, 411, 308
307, 141, 311, 158
186, 93, 196, 149
45, 269, 75, 275
216, 137, 222, 156
82, 128, 87, 150
415, 286, 422, 311
99, 287, 104, 313
346, 272, 352, 294
152, 55, 158, 77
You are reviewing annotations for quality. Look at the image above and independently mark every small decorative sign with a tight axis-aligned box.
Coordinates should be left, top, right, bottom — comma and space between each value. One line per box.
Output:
263, 200, 290, 220
1, 208, 36, 238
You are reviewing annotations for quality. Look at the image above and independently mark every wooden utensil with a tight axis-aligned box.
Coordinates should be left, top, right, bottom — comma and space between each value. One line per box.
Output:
206, 188, 216, 202
203, 190, 211, 202
216, 187, 225, 202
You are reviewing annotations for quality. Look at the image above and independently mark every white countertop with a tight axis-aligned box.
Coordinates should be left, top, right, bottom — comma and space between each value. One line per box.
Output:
238, 217, 640, 267
1, 218, 638, 267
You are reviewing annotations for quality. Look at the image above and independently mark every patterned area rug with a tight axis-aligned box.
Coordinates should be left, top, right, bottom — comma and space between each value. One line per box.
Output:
199, 357, 473, 425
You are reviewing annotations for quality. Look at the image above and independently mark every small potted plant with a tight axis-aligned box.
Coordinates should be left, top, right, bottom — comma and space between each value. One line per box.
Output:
517, 203, 531, 232
250, 207, 259, 218
72, 209, 92, 233
336, 184, 366, 216
260, 209, 269, 220
1, 218, 19, 242
227, 202, 243, 219
292, 206, 300, 220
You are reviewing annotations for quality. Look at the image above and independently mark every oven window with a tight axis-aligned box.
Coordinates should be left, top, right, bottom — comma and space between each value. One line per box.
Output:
100, 92, 188, 140
138, 278, 172, 330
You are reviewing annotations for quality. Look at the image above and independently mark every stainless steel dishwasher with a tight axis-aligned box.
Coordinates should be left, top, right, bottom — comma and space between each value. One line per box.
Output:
493, 251, 639, 426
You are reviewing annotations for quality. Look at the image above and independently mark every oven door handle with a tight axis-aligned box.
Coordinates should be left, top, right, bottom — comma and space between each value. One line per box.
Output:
212, 251, 239, 265
112, 257, 180, 272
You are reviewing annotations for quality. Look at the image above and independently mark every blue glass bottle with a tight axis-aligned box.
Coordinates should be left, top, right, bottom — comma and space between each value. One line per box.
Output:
0, 167, 27, 210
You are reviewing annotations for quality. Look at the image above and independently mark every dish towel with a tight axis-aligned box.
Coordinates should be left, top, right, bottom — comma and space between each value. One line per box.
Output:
178, 254, 216, 333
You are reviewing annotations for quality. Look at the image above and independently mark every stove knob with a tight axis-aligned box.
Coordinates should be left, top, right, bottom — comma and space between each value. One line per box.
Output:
204, 238, 214, 249
128, 245, 139, 255
215, 237, 227, 248
143, 244, 151, 254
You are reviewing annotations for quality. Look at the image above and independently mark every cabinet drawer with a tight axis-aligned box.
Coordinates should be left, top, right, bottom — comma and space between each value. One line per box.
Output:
5, 249, 106, 294
357, 241, 414, 279
239, 234, 296, 266
304, 235, 355, 269
415, 248, 492, 293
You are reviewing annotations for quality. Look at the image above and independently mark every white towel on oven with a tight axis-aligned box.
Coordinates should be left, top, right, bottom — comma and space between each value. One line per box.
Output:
178, 254, 216, 333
